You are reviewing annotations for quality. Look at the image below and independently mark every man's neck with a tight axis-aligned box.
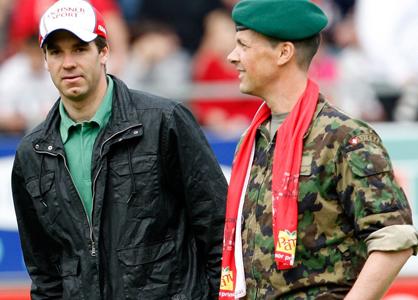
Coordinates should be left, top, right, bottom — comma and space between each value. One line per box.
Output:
264, 71, 308, 114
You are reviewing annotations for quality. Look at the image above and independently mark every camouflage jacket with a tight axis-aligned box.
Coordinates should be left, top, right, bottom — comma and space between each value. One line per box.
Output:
241, 97, 413, 299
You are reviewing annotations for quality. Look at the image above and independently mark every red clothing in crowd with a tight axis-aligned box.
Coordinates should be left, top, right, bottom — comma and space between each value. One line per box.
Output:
8, 0, 120, 49
190, 51, 262, 127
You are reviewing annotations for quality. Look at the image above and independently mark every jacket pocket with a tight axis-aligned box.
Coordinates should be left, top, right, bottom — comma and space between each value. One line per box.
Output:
60, 256, 84, 300
117, 238, 178, 299
25, 172, 61, 224
108, 154, 160, 212
60, 256, 79, 277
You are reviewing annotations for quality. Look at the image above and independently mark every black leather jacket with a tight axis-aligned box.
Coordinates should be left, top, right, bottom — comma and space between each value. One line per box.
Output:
12, 76, 227, 299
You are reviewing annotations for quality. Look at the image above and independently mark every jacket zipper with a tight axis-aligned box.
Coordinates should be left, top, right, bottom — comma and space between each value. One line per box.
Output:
33, 124, 142, 257
34, 149, 96, 256
99, 124, 143, 157
89, 123, 143, 252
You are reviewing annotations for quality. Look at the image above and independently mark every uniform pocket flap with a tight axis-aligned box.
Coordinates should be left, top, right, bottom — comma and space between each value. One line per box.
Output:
117, 239, 175, 266
346, 140, 392, 177
110, 155, 157, 176
26, 172, 55, 198
60, 256, 79, 277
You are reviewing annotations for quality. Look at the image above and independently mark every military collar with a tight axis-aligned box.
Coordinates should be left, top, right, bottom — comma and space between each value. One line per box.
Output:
303, 94, 327, 139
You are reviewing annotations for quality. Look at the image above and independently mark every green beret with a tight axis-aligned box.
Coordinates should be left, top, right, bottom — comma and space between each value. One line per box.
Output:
232, 0, 328, 40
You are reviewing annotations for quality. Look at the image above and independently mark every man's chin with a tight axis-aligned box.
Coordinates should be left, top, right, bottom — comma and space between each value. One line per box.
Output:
62, 89, 85, 102
239, 85, 253, 96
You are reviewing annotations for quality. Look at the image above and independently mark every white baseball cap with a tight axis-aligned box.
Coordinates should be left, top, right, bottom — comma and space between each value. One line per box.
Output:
39, 0, 107, 47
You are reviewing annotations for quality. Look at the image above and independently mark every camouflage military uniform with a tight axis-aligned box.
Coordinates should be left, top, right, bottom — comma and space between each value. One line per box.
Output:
241, 97, 414, 299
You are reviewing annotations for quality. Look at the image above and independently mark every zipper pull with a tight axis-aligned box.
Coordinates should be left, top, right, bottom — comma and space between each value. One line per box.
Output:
90, 241, 97, 257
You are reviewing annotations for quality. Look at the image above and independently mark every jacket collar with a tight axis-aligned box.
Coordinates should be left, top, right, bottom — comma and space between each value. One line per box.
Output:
33, 75, 141, 153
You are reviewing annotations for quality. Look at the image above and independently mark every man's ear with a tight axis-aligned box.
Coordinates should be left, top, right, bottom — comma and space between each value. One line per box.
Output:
100, 45, 110, 65
276, 41, 295, 66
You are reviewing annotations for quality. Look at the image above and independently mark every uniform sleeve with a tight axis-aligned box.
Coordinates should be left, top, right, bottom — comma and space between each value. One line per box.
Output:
162, 103, 227, 298
336, 129, 417, 253
11, 151, 63, 299
365, 225, 418, 255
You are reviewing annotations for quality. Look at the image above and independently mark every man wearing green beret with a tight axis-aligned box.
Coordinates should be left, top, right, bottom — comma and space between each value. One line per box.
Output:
219, 0, 418, 299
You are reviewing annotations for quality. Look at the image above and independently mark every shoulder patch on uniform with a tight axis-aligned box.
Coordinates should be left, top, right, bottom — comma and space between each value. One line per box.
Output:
349, 134, 380, 145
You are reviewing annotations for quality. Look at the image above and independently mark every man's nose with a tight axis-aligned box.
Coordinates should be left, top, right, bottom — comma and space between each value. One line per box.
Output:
62, 53, 76, 68
227, 47, 238, 64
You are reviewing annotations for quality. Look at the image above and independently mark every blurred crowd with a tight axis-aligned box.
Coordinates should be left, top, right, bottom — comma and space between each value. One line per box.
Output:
0, 0, 417, 137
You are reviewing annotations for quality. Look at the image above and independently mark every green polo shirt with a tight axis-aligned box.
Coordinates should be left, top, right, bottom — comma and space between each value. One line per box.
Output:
59, 76, 113, 221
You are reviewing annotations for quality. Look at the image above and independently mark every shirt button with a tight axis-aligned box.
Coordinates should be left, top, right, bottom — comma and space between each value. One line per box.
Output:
35, 144, 40, 149
48, 145, 53, 150
133, 130, 139, 135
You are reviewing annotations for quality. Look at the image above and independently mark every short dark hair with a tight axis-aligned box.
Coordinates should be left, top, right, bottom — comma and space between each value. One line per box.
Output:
93, 36, 108, 53
42, 34, 108, 53
267, 34, 321, 70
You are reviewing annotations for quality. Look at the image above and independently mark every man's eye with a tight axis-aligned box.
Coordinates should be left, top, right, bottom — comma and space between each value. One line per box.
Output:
74, 46, 87, 53
238, 41, 248, 49
239, 44, 249, 51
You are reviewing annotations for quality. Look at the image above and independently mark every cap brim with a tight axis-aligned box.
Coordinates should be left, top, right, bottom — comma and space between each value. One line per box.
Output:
40, 27, 97, 47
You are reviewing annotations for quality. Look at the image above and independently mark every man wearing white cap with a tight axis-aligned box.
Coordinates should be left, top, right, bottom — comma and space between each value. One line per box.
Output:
11, 0, 227, 299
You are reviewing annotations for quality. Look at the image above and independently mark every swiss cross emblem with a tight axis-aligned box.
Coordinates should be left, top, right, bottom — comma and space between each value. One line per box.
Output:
349, 137, 359, 145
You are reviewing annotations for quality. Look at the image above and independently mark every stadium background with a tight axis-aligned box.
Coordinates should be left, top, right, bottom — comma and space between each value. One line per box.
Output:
1, 0, 418, 298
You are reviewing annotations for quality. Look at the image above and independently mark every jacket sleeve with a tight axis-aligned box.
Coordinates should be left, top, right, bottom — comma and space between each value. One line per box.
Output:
11, 150, 63, 299
162, 103, 227, 298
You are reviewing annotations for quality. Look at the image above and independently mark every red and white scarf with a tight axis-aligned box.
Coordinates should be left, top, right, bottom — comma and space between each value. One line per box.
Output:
219, 79, 319, 299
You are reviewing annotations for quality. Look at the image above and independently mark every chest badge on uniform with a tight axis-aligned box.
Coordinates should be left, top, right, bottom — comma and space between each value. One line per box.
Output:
349, 137, 359, 145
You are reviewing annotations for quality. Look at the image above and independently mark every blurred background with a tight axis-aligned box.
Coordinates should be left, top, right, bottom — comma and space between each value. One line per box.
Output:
0, 0, 417, 299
